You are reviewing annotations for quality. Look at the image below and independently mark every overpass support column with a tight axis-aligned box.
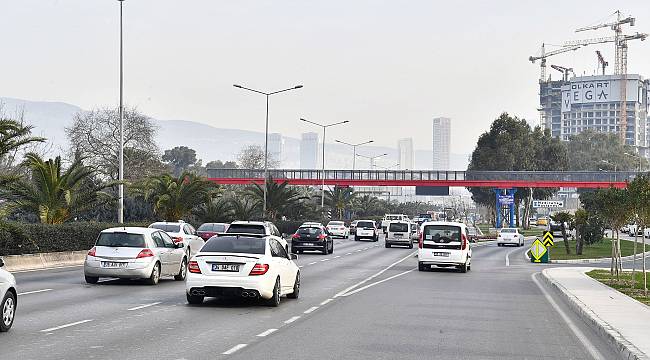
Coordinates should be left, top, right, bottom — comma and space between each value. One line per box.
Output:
494, 189, 502, 228
508, 188, 515, 228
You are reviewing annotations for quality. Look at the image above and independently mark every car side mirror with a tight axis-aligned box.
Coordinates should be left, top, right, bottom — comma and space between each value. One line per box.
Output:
0, 258, 4, 268
290, 254, 298, 260
175, 243, 185, 248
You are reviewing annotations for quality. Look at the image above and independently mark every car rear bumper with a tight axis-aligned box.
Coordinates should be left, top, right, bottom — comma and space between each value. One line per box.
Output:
84, 259, 154, 279
497, 238, 520, 244
386, 238, 411, 245
292, 241, 327, 251
186, 275, 274, 299
328, 230, 347, 237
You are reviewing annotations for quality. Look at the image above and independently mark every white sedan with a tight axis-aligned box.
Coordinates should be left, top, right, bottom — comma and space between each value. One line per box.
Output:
497, 228, 524, 247
0, 257, 17, 332
186, 234, 300, 307
326, 221, 349, 238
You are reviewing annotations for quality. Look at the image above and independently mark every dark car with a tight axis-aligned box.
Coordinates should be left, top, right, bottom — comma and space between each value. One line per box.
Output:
291, 225, 333, 255
549, 220, 563, 232
466, 226, 479, 243
196, 223, 229, 241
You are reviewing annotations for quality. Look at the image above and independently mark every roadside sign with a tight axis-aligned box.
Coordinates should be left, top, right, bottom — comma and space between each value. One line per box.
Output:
530, 238, 548, 263
532, 200, 564, 208
543, 231, 554, 247
498, 195, 514, 205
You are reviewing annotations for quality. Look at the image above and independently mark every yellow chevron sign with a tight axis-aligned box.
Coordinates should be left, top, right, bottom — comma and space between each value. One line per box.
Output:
530, 238, 547, 263
543, 231, 554, 247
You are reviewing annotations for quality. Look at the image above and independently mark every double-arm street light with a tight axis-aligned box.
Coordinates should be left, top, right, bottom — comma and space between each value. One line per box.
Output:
117, 0, 125, 223
356, 153, 388, 169
375, 162, 401, 170
334, 139, 373, 170
234, 84, 303, 217
300, 118, 349, 210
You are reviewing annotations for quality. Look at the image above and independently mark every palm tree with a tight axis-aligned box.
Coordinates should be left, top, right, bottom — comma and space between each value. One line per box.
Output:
353, 194, 380, 217
228, 196, 260, 221
246, 177, 306, 220
0, 119, 45, 160
325, 186, 356, 219
2, 153, 100, 224
137, 172, 218, 220
193, 196, 232, 223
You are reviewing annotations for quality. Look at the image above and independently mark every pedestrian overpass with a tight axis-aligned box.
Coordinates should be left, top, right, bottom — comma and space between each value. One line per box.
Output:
207, 168, 632, 189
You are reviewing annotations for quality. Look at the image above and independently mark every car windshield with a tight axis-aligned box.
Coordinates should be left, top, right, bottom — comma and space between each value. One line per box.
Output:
201, 236, 266, 254
226, 224, 265, 235
298, 227, 322, 235
96, 232, 146, 248
422, 225, 461, 243
389, 223, 409, 232
501, 228, 517, 233
357, 221, 374, 228
149, 224, 180, 233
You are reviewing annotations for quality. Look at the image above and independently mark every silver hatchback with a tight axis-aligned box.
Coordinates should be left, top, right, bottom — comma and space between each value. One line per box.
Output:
84, 227, 188, 285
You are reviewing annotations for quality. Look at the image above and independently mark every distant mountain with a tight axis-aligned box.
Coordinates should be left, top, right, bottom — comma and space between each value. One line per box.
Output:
0, 97, 469, 170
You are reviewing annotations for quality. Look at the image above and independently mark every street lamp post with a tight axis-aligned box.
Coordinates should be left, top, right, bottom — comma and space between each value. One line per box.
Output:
234, 84, 303, 218
335, 139, 373, 171
300, 118, 349, 211
117, 0, 125, 224
356, 153, 388, 169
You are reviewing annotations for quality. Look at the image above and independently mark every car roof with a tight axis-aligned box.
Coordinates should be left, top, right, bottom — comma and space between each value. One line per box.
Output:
230, 220, 267, 226
421, 221, 466, 228
101, 227, 158, 235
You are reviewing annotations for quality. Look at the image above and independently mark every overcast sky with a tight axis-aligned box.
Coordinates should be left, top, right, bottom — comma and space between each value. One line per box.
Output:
2, 0, 650, 155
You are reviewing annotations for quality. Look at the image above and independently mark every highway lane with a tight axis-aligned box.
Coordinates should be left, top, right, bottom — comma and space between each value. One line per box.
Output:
3, 237, 621, 359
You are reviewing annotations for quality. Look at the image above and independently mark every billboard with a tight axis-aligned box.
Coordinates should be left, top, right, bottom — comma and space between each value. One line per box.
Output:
415, 186, 449, 196
561, 77, 641, 112
532, 200, 564, 208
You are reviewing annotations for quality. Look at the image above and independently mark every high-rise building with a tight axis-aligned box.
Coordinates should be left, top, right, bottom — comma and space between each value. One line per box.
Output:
397, 138, 414, 170
432, 117, 451, 170
300, 132, 319, 169
268, 133, 284, 167
541, 74, 650, 156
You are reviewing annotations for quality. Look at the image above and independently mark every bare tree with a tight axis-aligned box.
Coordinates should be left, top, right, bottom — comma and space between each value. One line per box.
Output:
237, 144, 279, 170
65, 107, 162, 181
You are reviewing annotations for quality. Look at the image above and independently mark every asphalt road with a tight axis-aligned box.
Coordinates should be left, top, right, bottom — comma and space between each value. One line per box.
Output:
4, 236, 622, 360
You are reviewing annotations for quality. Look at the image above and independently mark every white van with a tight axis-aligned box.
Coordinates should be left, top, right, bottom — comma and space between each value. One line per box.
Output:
381, 214, 409, 232
418, 221, 471, 273
385, 221, 413, 249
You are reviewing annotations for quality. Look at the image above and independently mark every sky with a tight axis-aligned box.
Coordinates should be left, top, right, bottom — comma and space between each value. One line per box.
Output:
1, 0, 650, 155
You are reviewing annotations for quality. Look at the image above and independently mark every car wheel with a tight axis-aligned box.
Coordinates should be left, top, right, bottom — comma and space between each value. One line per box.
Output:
354, 236, 359, 241
287, 272, 300, 299
322, 244, 328, 255
497, 243, 502, 247
385, 243, 390, 248
329, 242, 334, 254
85, 275, 99, 284
418, 262, 426, 271
266, 277, 281, 307
409, 243, 414, 249
0, 291, 16, 332
145, 262, 161, 285
459, 261, 468, 273
174, 258, 187, 281
186, 292, 204, 305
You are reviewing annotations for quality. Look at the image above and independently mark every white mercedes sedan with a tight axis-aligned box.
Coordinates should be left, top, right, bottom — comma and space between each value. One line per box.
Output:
185, 234, 300, 307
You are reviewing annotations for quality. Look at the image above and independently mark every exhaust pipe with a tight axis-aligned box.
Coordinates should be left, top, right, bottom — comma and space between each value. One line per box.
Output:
242, 292, 249, 298
191, 289, 205, 296
241, 291, 257, 298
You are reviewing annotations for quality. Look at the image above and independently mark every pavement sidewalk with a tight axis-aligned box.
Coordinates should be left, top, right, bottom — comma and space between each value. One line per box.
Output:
542, 267, 650, 360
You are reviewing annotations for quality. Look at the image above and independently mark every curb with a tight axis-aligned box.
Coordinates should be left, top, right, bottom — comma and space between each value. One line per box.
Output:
522, 241, 650, 264
540, 268, 649, 360
3, 251, 87, 272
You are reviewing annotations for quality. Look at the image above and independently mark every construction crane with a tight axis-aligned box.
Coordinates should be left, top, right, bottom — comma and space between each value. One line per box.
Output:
529, 43, 581, 82
550, 65, 574, 81
596, 51, 608, 75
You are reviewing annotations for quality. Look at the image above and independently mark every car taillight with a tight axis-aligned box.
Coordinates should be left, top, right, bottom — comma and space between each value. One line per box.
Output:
318, 234, 327, 240
87, 247, 96, 257
249, 263, 269, 276
461, 233, 467, 250
188, 261, 201, 273
291, 233, 300, 239
418, 233, 423, 249
172, 236, 183, 243
136, 248, 155, 259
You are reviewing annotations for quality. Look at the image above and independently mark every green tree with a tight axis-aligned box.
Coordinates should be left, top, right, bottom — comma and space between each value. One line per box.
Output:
325, 186, 356, 219
136, 172, 218, 220
246, 178, 305, 220
353, 195, 380, 217
193, 197, 232, 223
0, 118, 45, 162
162, 146, 200, 176
628, 174, 650, 294
567, 130, 645, 171
2, 153, 103, 224
205, 160, 238, 169
228, 196, 260, 221
551, 212, 574, 255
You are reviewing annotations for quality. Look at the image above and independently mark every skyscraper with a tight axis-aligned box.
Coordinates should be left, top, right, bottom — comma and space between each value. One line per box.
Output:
268, 133, 284, 167
397, 138, 414, 170
432, 117, 451, 170
300, 132, 319, 169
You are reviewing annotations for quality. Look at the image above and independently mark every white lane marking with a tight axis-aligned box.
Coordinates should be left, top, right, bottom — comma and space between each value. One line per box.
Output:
256, 328, 278, 337
320, 258, 330, 262
355, 249, 362, 252
298, 265, 303, 268
40, 319, 93, 332
334, 251, 416, 297
18, 288, 53, 296
363, 247, 368, 250
531, 273, 605, 360
334, 255, 341, 259
345, 252, 352, 255
339, 269, 415, 297
127, 302, 161, 311
12, 264, 83, 273
303, 306, 319, 314
308, 262, 317, 265
284, 316, 301, 324
505, 246, 523, 267
320, 298, 334, 306
222, 344, 248, 355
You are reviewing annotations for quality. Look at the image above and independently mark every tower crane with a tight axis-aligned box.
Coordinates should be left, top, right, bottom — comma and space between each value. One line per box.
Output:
570, 11, 647, 142
528, 43, 581, 82
596, 51, 608, 75
550, 65, 574, 81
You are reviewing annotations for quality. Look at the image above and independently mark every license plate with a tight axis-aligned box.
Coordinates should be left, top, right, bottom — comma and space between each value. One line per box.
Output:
433, 252, 450, 257
211, 263, 240, 272
302, 243, 314, 246
394, 233, 402, 237
101, 261, 127, 268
